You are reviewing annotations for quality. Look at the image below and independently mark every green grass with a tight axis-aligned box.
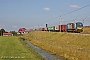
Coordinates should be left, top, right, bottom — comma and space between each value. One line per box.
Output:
0, 36, 44, 60
23, 31, 90, 60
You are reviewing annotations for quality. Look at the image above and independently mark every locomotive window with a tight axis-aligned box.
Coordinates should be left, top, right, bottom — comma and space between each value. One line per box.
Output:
78, 24, 83, 27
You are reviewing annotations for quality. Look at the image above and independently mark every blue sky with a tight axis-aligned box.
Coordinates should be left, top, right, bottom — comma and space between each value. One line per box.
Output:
0, 0, 90, 31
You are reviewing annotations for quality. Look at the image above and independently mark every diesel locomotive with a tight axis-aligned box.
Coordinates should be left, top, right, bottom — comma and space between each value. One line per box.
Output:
66, 22, 83, 33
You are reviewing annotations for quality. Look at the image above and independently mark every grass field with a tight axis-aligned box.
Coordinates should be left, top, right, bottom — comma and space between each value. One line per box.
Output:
23, 31, 90, 60
0, 36, 44, 60
82, 27, 90, 34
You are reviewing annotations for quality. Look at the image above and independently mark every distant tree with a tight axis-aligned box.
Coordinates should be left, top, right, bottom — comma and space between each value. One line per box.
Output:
0, 28, 5, 36
10, 31, 17, 36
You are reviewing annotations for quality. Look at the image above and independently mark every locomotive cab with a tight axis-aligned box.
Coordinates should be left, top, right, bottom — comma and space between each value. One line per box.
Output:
76, 22, 83, 32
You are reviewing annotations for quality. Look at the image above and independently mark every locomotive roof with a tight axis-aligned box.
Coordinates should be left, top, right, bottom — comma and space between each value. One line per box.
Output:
67, 22, 83, 24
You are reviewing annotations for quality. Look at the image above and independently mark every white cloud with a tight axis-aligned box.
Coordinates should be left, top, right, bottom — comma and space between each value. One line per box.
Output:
70, 5, 80, 8
43, 8, 50, 11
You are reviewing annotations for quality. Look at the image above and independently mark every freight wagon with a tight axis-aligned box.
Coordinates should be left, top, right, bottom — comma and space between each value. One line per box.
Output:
54, 25, 66, 32
41, 22, 83, 33
44, 27, 48, 31
48, 26, 55, 31
42, 28, 45, 31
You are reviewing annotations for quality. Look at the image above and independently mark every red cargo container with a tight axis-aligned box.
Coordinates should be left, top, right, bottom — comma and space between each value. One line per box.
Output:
58, 24, 66, 32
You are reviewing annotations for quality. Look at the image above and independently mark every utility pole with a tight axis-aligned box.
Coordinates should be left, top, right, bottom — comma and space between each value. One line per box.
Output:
83, 20, 84, 32
60, 16, 62, 32
47, 20, 50, 27
74, 19, 76, 23
83, 20, 84, 25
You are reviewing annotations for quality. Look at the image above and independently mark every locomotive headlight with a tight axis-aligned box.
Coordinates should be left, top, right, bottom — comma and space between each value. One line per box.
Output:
77, 27, 82, 29
77, 27, 83, 30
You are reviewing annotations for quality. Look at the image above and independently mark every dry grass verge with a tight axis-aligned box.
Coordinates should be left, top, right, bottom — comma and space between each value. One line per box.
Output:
81, 27, 90, 34
23, 31, 90, 60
